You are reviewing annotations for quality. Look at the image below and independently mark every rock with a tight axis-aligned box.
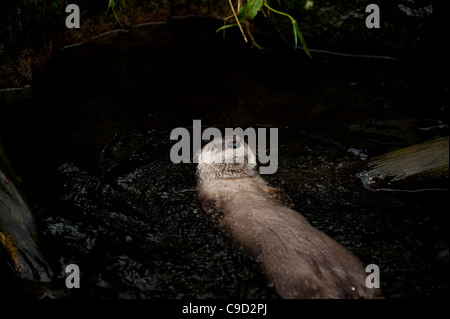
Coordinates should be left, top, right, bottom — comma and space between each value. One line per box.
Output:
0, 138, 53, 282
272, 0, 439, 57
358, 136, 449, 191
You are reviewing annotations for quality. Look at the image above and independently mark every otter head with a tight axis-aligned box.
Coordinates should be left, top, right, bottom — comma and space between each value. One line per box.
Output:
196, 135, 257, 180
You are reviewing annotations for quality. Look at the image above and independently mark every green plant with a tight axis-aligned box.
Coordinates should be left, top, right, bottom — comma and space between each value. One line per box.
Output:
106, 0, 127, 26
217, 0, 312, 57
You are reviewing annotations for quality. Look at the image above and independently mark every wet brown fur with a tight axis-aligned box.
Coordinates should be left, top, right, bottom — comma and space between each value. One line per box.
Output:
196, 137, 382, 299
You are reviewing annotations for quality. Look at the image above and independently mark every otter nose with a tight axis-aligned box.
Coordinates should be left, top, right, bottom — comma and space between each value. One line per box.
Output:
227, 140, 241, 149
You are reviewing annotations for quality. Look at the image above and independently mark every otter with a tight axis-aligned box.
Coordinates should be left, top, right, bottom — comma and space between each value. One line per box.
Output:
196, 135, 382, 299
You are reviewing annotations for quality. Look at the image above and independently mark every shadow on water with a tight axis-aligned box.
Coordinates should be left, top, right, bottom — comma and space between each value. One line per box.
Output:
0, 17, 448, 298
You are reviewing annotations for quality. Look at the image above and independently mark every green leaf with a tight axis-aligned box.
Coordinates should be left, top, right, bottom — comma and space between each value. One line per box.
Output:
263, 3, 311, 57
106, 0, 124, 26
292, 21, 298, 50
237, 4, 248, 21
215, 24, 238, 33
293, 21, 312, 58
247, 0, 264, 19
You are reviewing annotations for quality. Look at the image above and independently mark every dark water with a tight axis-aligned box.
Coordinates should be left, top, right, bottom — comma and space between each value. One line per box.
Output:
0, 18, 448, 298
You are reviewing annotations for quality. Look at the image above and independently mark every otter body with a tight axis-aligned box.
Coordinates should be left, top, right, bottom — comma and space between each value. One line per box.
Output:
196, 136, 381, 299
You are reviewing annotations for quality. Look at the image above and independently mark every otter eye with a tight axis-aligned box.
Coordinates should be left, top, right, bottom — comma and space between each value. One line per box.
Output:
227, 140, 240, 149
213, 143, 221, 150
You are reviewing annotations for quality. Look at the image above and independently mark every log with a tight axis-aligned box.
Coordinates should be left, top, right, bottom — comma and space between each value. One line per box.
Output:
0, 138, 53, 282
358, 136, 449, 191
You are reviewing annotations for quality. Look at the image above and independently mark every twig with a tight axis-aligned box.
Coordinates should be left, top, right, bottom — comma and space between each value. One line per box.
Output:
228, 0, 248, 43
